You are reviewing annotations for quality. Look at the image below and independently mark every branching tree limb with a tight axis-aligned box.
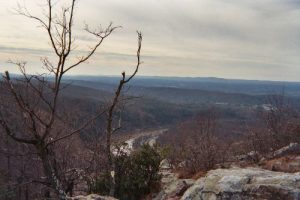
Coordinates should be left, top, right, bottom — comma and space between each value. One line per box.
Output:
0, 0, 125, 199
105, 31, 142, 196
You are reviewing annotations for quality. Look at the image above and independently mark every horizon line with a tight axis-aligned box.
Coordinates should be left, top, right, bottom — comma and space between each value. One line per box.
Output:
2, 72, 300, 84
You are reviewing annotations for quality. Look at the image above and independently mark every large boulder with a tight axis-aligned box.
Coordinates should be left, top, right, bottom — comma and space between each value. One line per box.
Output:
181, 167, 300, 200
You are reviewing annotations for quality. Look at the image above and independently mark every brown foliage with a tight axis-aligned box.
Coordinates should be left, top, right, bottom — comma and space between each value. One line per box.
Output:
246, 94, 300, 160
164, 109, 231, 177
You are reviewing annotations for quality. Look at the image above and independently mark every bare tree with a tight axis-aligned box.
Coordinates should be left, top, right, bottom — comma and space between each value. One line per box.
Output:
105, 32, 142, 196
0, 0, 141, 199
245, 92, 299, 162
264, 94, 294, 148
164, 109, 229, 176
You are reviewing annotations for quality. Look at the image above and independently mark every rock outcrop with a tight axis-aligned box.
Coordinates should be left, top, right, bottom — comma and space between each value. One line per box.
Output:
181, 167, 300, 200
272, 143, 300, 159
262, 155, 300, 173
154, 172, 194, 200
153, 159, 195, 200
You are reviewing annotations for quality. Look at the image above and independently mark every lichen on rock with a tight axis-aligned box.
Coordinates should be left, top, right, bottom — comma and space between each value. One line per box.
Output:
181, 167, 300, 200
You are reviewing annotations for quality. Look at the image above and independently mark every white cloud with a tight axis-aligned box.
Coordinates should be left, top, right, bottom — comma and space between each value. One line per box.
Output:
0, 0, 299, 81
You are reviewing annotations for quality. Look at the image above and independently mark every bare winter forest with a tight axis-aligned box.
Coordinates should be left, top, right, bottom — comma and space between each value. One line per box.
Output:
1, 0, 300, 200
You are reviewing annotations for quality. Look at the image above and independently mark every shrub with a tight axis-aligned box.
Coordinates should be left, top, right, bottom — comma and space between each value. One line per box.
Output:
92, 144, 163, 200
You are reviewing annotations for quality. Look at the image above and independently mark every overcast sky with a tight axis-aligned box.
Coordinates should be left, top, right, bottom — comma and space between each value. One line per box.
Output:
0, 0, 299, 81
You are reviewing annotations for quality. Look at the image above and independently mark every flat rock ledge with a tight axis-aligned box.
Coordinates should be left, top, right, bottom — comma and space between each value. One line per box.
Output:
181, 167, 300, 200
68, 194, 117, 200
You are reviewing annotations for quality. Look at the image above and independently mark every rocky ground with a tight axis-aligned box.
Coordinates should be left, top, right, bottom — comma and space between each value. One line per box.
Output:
152, 143, 300, 200
181, 167, 300, 200
73, 143, 300, 200
152, 160, 195, 200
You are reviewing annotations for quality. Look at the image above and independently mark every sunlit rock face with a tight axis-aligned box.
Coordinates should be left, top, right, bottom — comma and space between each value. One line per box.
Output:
181, 167, 300, 200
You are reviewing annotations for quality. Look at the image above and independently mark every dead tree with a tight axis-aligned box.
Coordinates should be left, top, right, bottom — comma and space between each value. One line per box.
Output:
264, 94, 293, 148
0, 0, 130, 199
105, 32, 142, 196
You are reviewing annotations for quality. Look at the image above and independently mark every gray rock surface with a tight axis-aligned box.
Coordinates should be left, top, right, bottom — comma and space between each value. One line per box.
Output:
153, 159, 194, 200
181, 167, 300, 200
153, 170, 195, 200
272, 143, 300, 159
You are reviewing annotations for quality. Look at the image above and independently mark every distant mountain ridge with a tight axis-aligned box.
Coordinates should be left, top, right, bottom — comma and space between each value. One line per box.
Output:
3, 73, 300, 97
62, 75, 300, 98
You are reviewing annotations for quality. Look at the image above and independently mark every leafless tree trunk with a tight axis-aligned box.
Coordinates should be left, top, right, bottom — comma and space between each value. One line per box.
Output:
0, 0, 124, 198
105, 32, 142, 196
